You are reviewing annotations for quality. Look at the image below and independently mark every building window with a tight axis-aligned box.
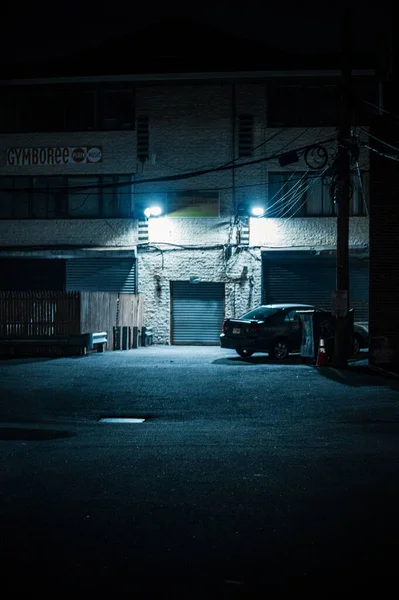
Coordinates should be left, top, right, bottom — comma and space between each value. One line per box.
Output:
166, 191, 219, 217
100, 89, 134, 131
238, 114, 254, 157
135, 190, 220, 219
102, 176, 132, 217
68, 176, 101, 217
0, 177, 30, 218
268, 83, 338, 127
267, 171, 368, 217
65, 90, 96, 131
0, 175, 133, 219
0, 86, 135, 133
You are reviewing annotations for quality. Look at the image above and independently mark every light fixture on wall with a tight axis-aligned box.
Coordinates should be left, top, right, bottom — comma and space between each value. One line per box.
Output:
144, 205, 163, 219
238, 202, 266, 217
250, 205, 266, 217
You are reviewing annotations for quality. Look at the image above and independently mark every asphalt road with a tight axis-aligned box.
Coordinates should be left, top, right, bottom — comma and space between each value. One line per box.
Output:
1, 346, 399, 592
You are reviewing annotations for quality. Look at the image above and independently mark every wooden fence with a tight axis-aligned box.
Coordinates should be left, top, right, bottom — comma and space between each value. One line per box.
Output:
0, 291, 144, 350
119, 294, 144, 331
0, 291, 81, 338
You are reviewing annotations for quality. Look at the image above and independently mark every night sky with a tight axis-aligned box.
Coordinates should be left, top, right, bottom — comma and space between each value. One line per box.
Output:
1, 0, 392, 66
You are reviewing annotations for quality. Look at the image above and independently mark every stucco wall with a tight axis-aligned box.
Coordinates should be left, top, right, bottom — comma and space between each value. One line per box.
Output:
137, 245, 262, 344
250, 216, 369, 248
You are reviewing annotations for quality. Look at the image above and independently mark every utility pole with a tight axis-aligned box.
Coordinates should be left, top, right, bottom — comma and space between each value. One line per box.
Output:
333, 8, 352, 368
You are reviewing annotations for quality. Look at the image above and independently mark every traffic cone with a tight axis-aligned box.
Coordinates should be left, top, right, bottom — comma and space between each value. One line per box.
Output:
316, 337, 329, 367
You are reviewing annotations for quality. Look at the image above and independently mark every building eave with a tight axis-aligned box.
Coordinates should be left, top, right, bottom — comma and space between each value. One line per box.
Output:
0, 69, 376, 87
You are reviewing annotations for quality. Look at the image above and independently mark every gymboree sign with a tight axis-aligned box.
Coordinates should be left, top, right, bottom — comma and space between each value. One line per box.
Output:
6, 146, 103, 166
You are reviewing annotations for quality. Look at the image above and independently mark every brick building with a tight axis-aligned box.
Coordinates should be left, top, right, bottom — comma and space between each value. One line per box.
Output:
0, 27, 376, 344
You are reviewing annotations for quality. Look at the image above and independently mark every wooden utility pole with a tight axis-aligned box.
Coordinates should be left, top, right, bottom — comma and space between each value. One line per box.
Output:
333, 8, 352, 368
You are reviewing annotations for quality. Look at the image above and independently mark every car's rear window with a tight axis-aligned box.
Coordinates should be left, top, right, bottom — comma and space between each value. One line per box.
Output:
239, 307, 279, 321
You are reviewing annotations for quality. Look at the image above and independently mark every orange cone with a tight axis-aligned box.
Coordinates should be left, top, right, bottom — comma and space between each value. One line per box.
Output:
316, 337, 329, 367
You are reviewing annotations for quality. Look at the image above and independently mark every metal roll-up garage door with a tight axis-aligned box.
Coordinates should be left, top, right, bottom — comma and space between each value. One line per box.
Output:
262, 252, 369, 321
66, 258, 136, 293
171, 281, 225, 344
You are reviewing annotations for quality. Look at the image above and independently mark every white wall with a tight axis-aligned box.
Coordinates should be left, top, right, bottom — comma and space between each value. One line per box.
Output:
250, 216, 369, 248
138, 245, 262, 344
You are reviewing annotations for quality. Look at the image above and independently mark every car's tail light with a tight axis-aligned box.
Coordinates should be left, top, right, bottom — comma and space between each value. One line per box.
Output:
222, 322, 228, 333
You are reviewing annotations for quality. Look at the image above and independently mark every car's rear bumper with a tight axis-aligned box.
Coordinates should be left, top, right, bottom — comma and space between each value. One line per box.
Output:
220, 333, 264, 350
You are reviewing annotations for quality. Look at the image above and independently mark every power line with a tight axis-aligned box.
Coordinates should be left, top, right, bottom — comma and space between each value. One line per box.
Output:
267, 170, 310, 217
274, 167, 329, 219
359, 127, 399, 153
131, 165, 368, 195
355, 161, 369, 217
0, 136, 338, 195
153, 126, 290, 173
364, 100, 399, 122
364, 143, 399, 162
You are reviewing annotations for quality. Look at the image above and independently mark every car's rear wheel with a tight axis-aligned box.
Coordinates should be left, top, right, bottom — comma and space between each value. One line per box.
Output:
236, 349, 254, 358
269, 339, 290, 360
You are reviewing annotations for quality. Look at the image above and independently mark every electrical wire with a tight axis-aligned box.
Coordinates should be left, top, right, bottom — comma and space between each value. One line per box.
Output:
1, 135, 338, 195
355, 161, 369, 217
359, 127, 399, 153
151, 126, 290, 173
258, 169, 312, 218
364, 100, 399, 121
269, 182, 307, 218
275, 177, 315, 219
269, 164, 331, 220
364, 144, 399, 162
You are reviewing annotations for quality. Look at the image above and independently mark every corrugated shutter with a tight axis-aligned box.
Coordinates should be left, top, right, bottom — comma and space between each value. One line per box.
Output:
171, 281, 225, 344
262, 253, 369, 321
66, 258, 136, 293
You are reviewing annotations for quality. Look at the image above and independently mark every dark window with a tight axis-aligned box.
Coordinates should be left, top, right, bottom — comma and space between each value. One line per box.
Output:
268, 83, 338, 127
0, 175, 132, 219
238, 114, 254, 157
68, 176, 101, 217
101, 89, 134, 130
268, 172, 309, 217
166, 191, 219, 217
32, 177, 50, 218
103, 175, 132, 217
65, 90, 96, 131
14, 89, 66, 132
0, 86, 135, 133
267, 171, 368, 217
0, 177, 30, 218
0, 178, 13, 218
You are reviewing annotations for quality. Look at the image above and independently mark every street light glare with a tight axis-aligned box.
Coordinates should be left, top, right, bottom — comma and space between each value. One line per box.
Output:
150, 206, 162, 217
144, 205, 162, 218
251, 206, 265, 217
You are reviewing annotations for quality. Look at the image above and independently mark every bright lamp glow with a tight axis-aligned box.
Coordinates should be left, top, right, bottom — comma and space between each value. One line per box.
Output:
251, 206, 265, 217
150, 206, 162, 216
144, 205, 162, 218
